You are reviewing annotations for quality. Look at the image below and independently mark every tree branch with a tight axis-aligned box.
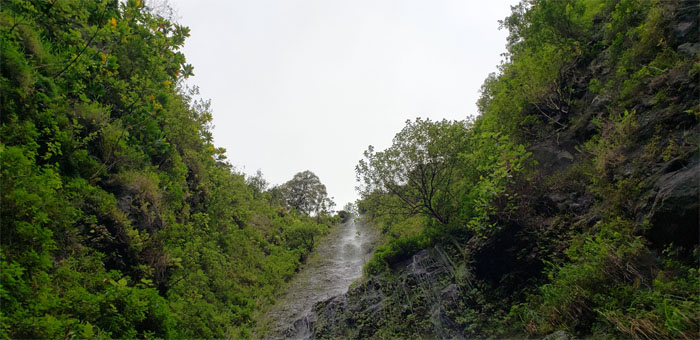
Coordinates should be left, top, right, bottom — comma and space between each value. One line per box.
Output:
53, 27, 100, 79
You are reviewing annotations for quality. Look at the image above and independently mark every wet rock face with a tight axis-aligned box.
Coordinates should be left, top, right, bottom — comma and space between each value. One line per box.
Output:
646, 160, 700, 249
529, 141, 576, 176
257, 219, 379, 340
543, 330, 574, 340
309, 247, 469, 339
677, 42, 700, 57
283, 315, 314, 340
305, 3, 699, 338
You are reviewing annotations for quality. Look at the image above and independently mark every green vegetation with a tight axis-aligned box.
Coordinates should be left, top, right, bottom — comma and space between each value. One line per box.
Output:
354, 0, 699, 338
0, 1, 337, 338
273, 170, 335, 217
2, 0, 698, 339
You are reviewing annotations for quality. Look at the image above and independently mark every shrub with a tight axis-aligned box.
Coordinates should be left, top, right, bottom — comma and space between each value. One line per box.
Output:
514, 218, 699, 338
364, 236, 427, 275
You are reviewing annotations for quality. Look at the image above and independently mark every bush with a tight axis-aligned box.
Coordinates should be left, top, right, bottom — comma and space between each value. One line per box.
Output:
364, 236, 427, 275
514, 218, 700, 339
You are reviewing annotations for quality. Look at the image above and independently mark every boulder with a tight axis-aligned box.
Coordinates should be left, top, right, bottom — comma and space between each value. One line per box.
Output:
647, 161, 700, 248
677, 42, 700, 57
529, 142, 576, 175
543, 330, 574, 340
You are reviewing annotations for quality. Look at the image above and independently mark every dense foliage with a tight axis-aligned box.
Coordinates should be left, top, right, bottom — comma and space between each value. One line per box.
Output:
273, 170, 335, 217
356, 0, 699, 338
2, 0, 698, 339
0, 1, 338, 338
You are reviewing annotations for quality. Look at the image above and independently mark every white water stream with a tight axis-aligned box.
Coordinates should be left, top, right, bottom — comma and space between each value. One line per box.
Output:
256, 218, 378, 339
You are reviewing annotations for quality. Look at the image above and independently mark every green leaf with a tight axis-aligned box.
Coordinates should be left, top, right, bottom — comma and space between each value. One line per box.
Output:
82, 322, 94, 338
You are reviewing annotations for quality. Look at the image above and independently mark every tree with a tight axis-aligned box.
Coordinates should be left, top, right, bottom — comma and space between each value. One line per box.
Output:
356, 118, 470, 225
279, 170, 334, 216
336, 203, 358, 223
343, 202, 357, 214
246, 169, 269, 197
284, 221, 324, 252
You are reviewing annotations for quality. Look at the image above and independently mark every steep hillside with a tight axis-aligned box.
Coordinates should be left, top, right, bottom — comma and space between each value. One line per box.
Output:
312, 0, 699, 338
0, 1, 338, 338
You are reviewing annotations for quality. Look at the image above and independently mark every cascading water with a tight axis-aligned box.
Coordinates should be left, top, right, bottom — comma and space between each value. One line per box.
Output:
256, 217, 378, 339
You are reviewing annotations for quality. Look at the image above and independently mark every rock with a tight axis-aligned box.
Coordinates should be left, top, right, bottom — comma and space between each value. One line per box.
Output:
283, 315, 314, 339
546, 192, 570, 211
674, 21, 696, 40
314, 295, 347, 320
543, 330, 574, 340
677, 42, 700, 57
440, 284, 459, 303
647, 161, 700, 248
544, 192, 592, 213
310, 246, 466, 339
547, 193, 567, 203
590, 94, 611, 112
308, 295, 349, 339
529, 142, 577, 175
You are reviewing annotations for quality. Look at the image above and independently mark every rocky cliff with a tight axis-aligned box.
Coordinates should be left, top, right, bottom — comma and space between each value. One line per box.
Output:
307, 0, 699, 338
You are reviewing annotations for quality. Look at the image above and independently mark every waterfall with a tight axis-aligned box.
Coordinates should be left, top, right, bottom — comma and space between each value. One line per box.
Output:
257, 217, 378, 339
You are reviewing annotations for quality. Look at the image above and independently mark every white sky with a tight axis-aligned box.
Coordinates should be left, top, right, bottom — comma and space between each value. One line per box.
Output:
169, 0, 517, 209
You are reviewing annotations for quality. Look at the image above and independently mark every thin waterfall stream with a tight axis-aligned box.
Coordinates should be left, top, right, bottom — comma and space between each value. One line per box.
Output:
256, 218, 378, 339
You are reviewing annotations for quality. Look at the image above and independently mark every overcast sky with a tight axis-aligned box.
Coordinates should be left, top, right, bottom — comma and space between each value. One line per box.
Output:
169, 0, 518, 209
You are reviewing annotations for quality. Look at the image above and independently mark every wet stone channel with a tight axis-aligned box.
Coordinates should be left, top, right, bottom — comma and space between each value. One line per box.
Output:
255, 218, 379, 339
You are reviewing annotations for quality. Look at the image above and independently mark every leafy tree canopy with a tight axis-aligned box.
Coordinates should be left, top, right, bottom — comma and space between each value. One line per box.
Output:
278, 170, 335, 216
